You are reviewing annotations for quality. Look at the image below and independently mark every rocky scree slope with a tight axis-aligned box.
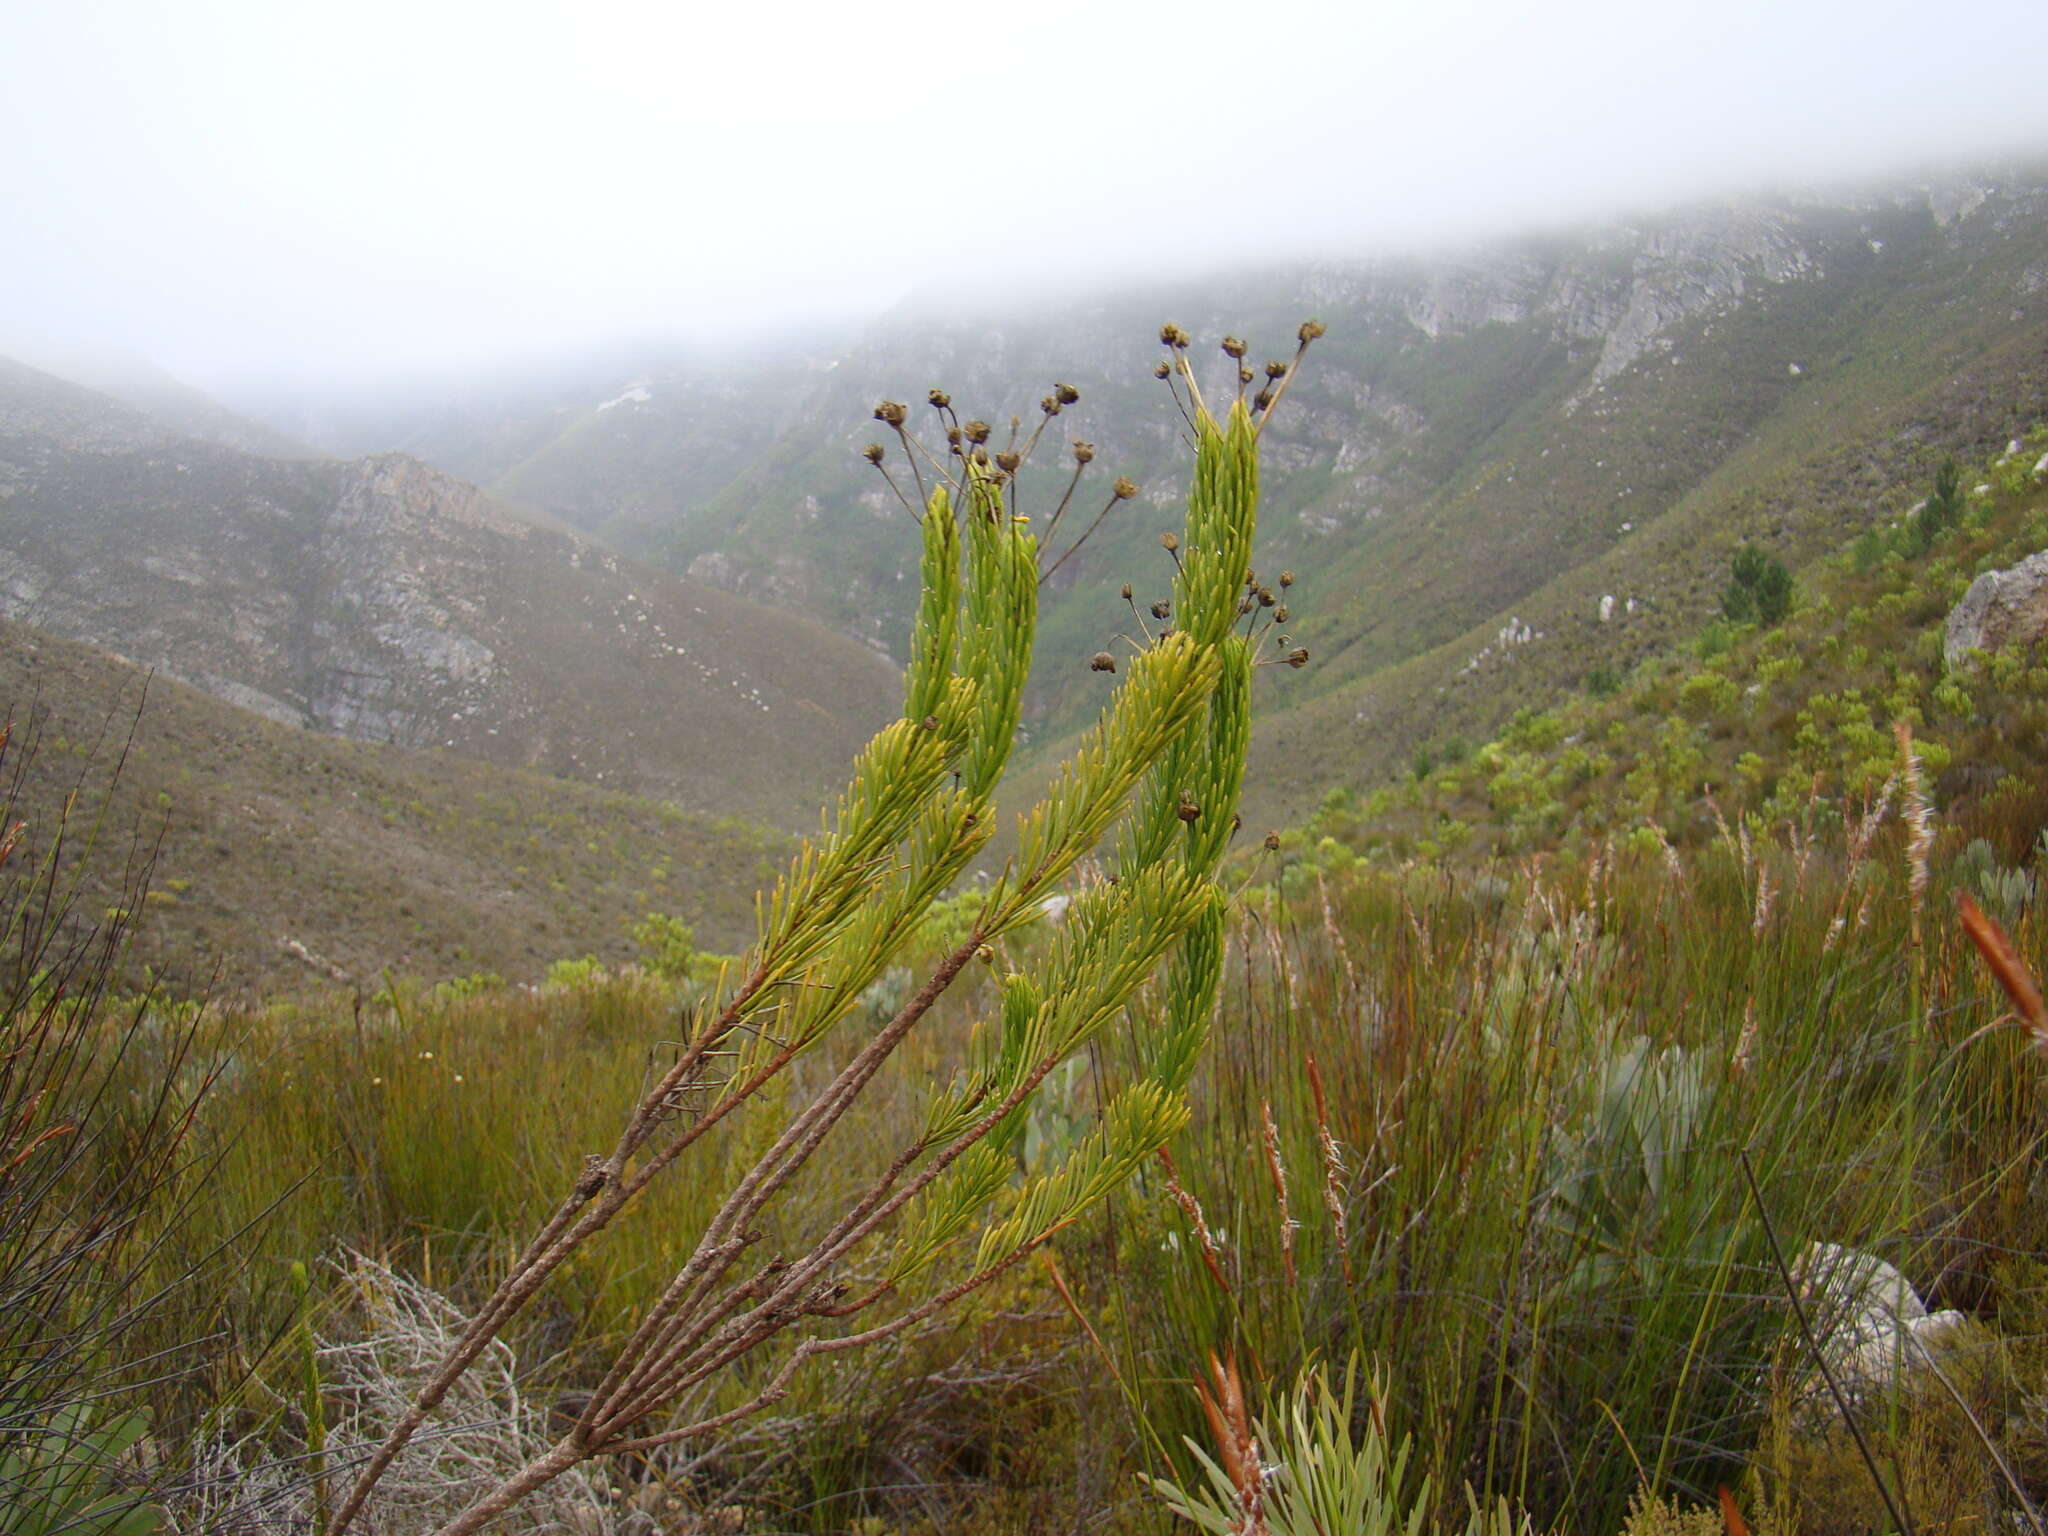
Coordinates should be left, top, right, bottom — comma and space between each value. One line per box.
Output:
0, 357, 900, 827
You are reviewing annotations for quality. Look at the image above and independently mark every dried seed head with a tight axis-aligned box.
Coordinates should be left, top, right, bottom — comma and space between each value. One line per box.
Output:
1160, 323, 1191, 349
1239, 596, 1256, 615
1054, 382, 1080, 405
861, 442, 885, 465
1258, 587, 1276, 607
1274, 605, 1289, 623
1287, 646, 1310, 669
1253, 388, 1274, 412
1113, 477, 1138, 501
1278, 570, 1295, 587
971, 447, 991, 467
1239, 367, 1255, 386
963, 419, 992, 444
1090, 652, 1117, 672
1298, 319, 1326, 343
1153, 361, 1172, 380
927, 388, 951, 411
1263, 831, 1282, 852
946, 427, 964, 452
1221, 336, 1247, 360
1040, 395, 1063, 417
1176, 793, 1201, 823
1265, 360, 1289, 380
1150, 600, 1171, 619
874, 399, 908, 427
995, 450, 1021, 473
1120, 582, 1134, 600
1159, 530, 1180, 551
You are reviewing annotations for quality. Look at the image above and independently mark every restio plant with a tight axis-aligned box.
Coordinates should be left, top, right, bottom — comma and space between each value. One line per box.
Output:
1148, 1354, 1526, 1536
329, 323, 1323, 1536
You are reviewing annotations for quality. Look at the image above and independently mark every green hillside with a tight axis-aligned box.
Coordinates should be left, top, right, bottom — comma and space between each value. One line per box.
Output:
1287, 425, 2048, 869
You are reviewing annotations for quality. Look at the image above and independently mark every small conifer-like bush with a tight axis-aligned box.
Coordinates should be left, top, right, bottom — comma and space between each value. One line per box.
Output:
330, 324, 1321, 1536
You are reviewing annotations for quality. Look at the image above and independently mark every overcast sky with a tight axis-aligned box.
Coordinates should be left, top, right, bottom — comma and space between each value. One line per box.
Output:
4, 0, 2046, 387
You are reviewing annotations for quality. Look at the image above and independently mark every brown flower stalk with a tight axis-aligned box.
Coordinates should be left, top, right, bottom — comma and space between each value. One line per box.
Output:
1957, 890, 2048, 1049
1259, 1102, 1298, 1289
1194, 1349, 1267, 1536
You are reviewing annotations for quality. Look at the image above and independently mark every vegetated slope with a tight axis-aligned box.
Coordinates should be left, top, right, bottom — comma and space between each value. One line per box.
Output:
0, 617, 787, 995
0, 356, 901, 828
326, 166, 2048, 820
1291, 428, 2048, 868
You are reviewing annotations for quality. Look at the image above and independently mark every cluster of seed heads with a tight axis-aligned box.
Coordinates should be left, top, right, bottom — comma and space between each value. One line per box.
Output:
857, 371, 1139, 589
1154, 319, 1324, 433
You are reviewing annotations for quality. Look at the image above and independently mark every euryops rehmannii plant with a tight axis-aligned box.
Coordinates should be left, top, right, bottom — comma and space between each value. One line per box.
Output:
329, 325, 1322, 1536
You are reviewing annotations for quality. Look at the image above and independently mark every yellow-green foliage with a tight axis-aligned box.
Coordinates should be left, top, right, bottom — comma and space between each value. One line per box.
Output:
1330, 433, 2048, 864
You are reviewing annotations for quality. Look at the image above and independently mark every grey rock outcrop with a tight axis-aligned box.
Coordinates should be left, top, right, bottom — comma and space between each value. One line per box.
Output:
1944, 550, 2048, 670
1796, 1242, 1977, 1410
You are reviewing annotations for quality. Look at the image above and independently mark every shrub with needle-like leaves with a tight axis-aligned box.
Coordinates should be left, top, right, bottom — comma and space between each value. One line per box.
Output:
329, 325, 1320, 1536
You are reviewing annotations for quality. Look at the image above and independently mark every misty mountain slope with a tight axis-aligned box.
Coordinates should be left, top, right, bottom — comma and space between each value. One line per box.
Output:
370, 171, 2048, 826
0, 356, 901, 827
483, 357, 826, 551
6, 344, 318, 458
388, 171, 2048, 776
0, 616, 785, 994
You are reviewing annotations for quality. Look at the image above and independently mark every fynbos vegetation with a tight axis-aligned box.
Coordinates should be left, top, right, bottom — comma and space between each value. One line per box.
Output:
317, 327, 1318, 1534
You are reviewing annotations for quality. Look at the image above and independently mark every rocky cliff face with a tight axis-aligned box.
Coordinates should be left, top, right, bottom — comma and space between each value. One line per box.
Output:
0, 358, 900, 826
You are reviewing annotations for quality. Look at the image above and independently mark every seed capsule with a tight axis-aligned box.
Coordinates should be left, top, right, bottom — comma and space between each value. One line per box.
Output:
861, 443, 884, 465
1176, 793, 1201, 823
1263, 831, 1282, 852
1089, 652, 1117, 673
1287, 647, 1310, 669
1072, 441, 1096, 464
1158, 530, 1179, 551
874, 400, 908, 427
1113, 478, 1138, 501
1298, 320, 1326, 342
1054, 382, 1080, 404
927, 389, 951, 410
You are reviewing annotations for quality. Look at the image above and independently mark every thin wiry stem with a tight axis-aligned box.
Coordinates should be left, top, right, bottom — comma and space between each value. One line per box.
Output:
1040, 491, 1125, 586
1040, 457, 1089, 549
1740, 1148, 1916, 1536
